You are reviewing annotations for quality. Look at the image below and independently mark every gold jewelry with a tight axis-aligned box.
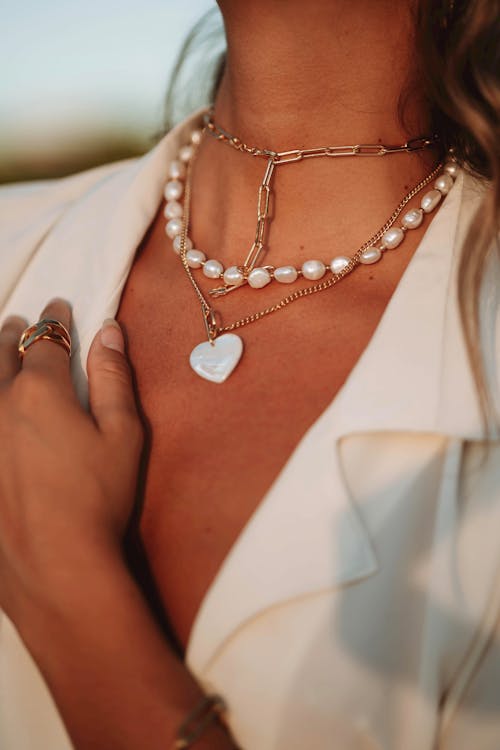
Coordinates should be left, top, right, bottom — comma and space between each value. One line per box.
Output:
201, 111, 441, 293
166, 112, 440, 297
18, 318, 72, 359
171, 694, 226, 749
168, 118, 458, 383
204, 108, 439, 161
179, 157, 444, 336
169, 144, 443, 299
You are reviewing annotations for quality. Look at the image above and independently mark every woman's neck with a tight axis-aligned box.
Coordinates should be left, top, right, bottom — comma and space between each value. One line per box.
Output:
189, 0, 435, 276
214, 0, 427, 148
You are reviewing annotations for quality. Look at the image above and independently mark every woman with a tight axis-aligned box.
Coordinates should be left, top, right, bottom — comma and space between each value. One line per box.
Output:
0, 1, 499, 748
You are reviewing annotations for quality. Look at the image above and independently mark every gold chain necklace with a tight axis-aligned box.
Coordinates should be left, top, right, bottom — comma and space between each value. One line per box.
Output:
204, 108, 439, 161
172, 119, 456, 383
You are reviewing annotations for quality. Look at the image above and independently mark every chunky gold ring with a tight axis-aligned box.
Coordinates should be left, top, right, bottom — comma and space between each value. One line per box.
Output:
35, 317, 71, 340
18, 318, 72, 359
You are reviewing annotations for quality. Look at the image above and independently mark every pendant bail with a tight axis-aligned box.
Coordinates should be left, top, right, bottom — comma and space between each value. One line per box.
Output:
203, 307, 219, 345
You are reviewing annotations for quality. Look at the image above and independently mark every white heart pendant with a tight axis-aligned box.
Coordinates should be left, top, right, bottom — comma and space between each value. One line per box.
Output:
189, 333, 243, 383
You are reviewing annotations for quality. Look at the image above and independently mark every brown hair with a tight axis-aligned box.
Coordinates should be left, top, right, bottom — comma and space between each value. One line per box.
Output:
415, 0, 500, 436
165, 2, 500, 435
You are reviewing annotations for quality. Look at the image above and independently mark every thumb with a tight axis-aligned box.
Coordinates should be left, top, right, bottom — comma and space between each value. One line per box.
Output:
87, 319, 142, 441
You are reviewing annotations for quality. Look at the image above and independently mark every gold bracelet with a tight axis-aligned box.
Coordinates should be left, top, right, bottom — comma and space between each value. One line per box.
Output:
172, 694, 226, 749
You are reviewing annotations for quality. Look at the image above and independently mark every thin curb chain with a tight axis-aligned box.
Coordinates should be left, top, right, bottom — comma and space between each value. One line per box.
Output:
180, 155, 219, 341
179, 149, 442, 339
203, 109, 440, 161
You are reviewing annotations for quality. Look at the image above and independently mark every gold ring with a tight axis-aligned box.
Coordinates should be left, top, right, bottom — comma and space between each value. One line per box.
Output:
18, 318, 72, 359
35, 317, 71, 340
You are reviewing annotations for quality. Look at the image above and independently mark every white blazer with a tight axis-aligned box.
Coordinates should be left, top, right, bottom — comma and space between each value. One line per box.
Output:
0, 111, 499, 750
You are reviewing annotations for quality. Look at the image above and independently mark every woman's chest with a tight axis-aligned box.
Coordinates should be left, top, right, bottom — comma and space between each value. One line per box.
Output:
115, 217, 410, 648
117, 300, 361, 647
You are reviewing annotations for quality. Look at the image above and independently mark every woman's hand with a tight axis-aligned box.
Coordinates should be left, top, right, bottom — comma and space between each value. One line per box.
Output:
0, 299, 235, 750
0, 298, 144, 622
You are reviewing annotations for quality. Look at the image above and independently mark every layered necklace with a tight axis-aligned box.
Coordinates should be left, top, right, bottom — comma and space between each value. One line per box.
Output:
163, 110, 459, 383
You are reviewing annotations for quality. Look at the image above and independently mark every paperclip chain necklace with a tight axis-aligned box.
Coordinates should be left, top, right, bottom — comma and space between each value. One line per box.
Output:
168, 113, 440, 297
174, 118, 458, 384
203, 108, 439, 160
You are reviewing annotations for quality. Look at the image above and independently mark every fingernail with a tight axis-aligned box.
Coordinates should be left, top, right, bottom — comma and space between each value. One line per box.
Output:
101, 319, 124, 353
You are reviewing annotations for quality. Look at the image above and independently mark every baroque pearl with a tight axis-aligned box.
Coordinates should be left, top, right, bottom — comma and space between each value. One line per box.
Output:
443, 161, 459, 178
203, 259, 224, 279
223, 266, 244, 285
434, 173, 454, 195
301, 260, 326, 280
330, 256, 350, 274
164, 180, 183, 201
248, 267, 272, 288
421, 189, 442, 213
172, 235, 193, 254
179, 145, 194, 163
191, 129, 203, 145
165, 218, 183, 238
360, 247, 382, 264
381, 227, 404, 249
164, 200, 183, 220
168, 160, 186, 180
190, 333, 243, 384
186, 249, 206, 269
402, 208, 423, 229
274, 266, 298, 283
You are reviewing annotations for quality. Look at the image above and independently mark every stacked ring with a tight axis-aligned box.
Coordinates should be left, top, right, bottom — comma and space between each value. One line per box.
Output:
18, 318, 72, 359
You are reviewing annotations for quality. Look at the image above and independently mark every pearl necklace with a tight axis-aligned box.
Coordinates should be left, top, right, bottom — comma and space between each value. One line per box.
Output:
165, 151, 455, 294
167, 119, 459, 383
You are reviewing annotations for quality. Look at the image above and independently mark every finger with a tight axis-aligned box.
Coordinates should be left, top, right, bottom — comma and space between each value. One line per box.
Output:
0, 316, 27, 384
21, 298, 72, 380
87, 319, 143, 447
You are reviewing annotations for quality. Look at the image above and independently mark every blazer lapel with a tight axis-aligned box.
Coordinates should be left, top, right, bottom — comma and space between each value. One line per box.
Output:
333, 172, 500, 738
187, 169, 498, 678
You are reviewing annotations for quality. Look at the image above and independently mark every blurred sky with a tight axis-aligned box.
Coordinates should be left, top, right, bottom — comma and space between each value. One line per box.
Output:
1, 0, 216, 177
